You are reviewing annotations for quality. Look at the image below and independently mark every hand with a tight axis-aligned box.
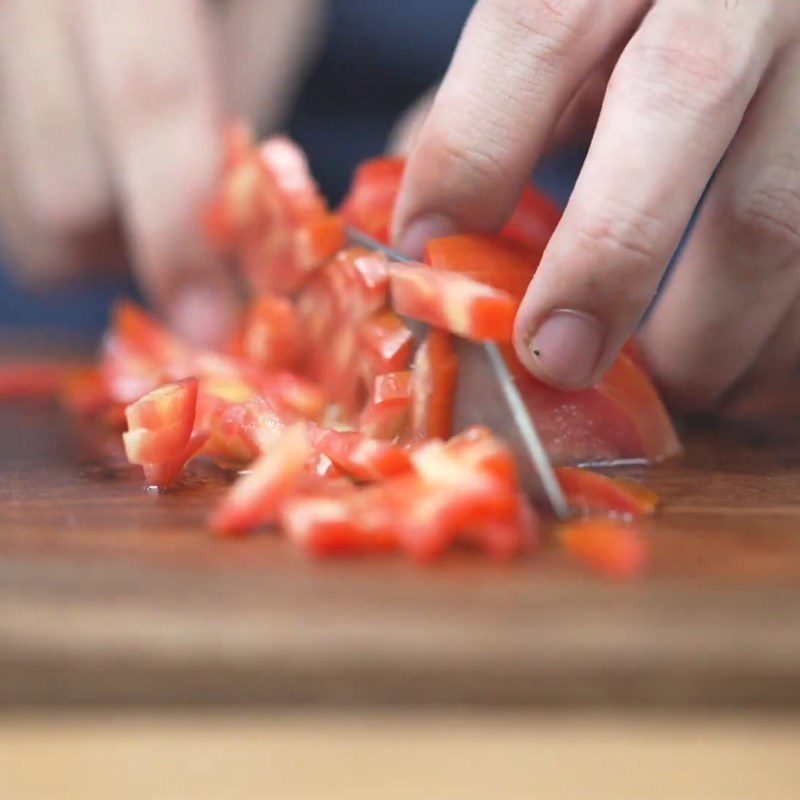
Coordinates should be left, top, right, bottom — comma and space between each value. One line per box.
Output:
393, 0, 800, 410
0, 0, 323, 346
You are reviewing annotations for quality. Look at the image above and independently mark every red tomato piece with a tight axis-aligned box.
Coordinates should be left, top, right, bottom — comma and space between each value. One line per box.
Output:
358, 371, 413, 439
339, 157, 405, 244
357, 311, 414, 380
324, 247, 390, 321
390, 264, 518, 342
210, 423, 312, 536
559, 518, 647, 579
0, 362, 77, 399
556, 467, 659, 517
425, 233, 540, 300
241, 295, 301, 372
307, 424, 411, 482
411, 329, 458, 440
597, 354, 682, 463
123, 378, 200, 487
207, 123, 344, 295
260, 371, 327, 422
501, 184, 561, 252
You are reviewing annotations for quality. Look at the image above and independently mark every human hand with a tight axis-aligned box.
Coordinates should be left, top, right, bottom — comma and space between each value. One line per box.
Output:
394, 0, 800, 410
0, 0, 323, 346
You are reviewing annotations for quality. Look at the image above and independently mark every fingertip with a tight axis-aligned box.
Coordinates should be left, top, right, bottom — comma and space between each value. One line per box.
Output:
514, 307, 606, 390
393, 212, 458, 260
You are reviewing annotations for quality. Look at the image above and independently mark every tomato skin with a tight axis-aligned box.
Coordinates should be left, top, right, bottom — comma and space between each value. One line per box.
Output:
210, 423, 312, 536
339, 157, 405, 245
425, 233, 540, 301
390, 264, 518, 342
559, 518, 647, 579
556, 467, 659, 517
260, 372, 327, 421
501, 184, 561, 252
123, 378, 200, 488
411, 329, 458, 440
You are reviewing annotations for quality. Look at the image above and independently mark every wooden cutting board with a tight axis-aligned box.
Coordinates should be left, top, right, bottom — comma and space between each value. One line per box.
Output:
1, 394, 800, 709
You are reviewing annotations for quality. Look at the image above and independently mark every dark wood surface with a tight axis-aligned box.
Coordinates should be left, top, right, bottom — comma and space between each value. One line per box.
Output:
1, 395, 800, 709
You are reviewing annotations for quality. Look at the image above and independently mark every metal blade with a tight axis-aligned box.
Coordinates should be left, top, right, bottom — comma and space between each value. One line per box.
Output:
346, 226, 571, 519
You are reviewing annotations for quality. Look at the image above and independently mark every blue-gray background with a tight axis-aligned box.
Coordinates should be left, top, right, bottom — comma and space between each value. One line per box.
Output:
0, 0, 584, 336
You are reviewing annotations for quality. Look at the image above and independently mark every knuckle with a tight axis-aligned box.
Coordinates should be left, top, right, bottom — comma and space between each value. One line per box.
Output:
618, 13, 754, 116
724, 159, 800, 263
115, 59, 195, 123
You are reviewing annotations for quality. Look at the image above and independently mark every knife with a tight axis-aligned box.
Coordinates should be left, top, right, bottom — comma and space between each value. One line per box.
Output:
346, 227, 571, 520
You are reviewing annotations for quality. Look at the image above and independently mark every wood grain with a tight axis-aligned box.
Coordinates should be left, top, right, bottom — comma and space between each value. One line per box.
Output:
1, 398, 800, 708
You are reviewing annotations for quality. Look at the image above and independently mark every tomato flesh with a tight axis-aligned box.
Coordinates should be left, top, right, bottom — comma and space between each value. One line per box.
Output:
411, 329, 458, 440
556, 467, 659, 517
390, 264, 517, 342
559, 519, 647, 579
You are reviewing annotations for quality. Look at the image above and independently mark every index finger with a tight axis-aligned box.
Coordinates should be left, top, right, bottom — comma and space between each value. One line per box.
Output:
79, 0, 237, 346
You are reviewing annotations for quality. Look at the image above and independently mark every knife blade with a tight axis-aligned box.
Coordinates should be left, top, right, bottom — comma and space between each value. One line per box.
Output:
346, 226, 571, 520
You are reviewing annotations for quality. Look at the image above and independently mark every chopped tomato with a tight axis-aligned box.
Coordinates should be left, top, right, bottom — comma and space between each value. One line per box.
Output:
240, 295, 301, 372
339, 157, 405, 244
390, 264, 517, 342
358, 370, 413, 439
123, 378, 200, 487
559, 518, 647, 579
0, 362, 77, 399
207, 123, 344, 295
556, 467, 659, 517
260, 371, 327, 421
426, 233, 539, 300
501, 184, 561, 252
308, 424, 411, 482
357, 310, 414, 381
411, 328, 458, 440
324, 247, 390, 321
597, 354, 682, 463
210, 423, 312, 535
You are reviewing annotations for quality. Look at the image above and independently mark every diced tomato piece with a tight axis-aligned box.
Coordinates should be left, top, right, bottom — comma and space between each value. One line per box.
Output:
501, 184, 561, 252
426, 233, 539, 300
0, 362, 76, 399
210, 423, 312, 535
123, 378, 200, 487
308, 424, 411, 482
390, 264, 518, 342
195, 381, 260, 465
222, 394, 289, 454
559, 518, 647, 579
261, 371, 327, 421
556, 467, 659, 517
597, 354, 682, 463
208, 124, 344, 295
339, 157, 405, 244
357, 311, 414, 379
324, 247, 390, 321
241, 295, 301, 372
358, 371, 413, 439
411, 329, 458, 440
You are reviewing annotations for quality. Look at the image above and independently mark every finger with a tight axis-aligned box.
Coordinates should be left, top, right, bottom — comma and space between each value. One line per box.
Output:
513, 0, 777, 390
0, 0, 113, 282
641, 44, 800, 409
219, 0, 325, 130
387, 86, 437, 156
393, 0, 647, 257
79, 0, 237, 347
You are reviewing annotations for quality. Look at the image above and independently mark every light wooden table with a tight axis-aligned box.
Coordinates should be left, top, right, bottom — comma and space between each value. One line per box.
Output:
1, 711, 799, 799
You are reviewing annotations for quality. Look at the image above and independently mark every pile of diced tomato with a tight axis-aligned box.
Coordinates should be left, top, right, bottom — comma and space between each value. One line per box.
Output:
54, 122, 682, 575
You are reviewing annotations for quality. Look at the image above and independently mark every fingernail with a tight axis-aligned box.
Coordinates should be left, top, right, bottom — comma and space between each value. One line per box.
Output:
526, 310, 604, 388
170, 286, 235, 349
396, 213, 457, 260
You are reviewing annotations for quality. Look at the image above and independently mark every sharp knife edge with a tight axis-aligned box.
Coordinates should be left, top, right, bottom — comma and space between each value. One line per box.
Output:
346, 226, 571, 520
